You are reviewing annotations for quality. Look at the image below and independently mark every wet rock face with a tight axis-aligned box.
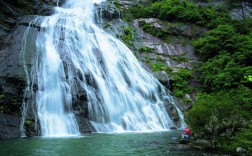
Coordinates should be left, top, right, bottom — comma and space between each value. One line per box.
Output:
100, 1, 202, 114
163, 100, 181, 127
0, 23, 39, 139
0, 0, 94, 137
0, 114, 20, 139
132, 18, 198, 87
0, 0, 59, 139
76, 116, 93, 133
95, 0, 122, 21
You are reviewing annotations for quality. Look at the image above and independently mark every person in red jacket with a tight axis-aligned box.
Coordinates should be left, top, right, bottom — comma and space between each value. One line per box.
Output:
182, 127, 191, 140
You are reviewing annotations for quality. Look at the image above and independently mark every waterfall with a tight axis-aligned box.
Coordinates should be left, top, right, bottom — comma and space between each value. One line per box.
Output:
22, 0, 184, 136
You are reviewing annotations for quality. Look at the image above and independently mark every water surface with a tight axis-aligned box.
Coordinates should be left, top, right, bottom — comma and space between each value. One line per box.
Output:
0, 131, 232, 156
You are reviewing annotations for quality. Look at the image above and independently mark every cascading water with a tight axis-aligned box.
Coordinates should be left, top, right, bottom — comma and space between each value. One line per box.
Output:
22, 0, 184, 136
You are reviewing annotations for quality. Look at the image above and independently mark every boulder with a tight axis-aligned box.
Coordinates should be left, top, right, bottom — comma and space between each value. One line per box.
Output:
236, 147, 246, 154
191, 139, 212, 150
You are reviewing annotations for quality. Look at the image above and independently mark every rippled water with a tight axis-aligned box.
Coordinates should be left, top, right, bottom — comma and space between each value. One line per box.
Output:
0, 131, 232, 156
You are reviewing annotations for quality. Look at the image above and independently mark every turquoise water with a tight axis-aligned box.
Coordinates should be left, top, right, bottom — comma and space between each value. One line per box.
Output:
0, 131, 232, 156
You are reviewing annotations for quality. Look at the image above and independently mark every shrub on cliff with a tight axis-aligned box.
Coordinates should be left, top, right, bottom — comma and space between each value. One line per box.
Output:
130, 0, 229, 28
186, 86, 252, 137
225, 124, 252, 154
193, 24, 252, 92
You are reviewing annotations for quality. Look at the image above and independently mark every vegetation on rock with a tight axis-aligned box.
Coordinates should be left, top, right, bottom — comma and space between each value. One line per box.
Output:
128, 0, 252, 154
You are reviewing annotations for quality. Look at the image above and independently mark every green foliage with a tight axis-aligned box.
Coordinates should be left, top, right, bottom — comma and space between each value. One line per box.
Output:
119, 26, 135, 47
193, 25, 236, 59
0, 94, 5, 99
193, 24, 252, 92
25, 119, 32, 126
129, 0, 252, 152
186, 86, 252, 136
130, 0, 230, 28
145, 57, 151, 64
169, 54, 189, 63
171, 68, 192, 97
150, 63, 173, 74
138, 46, 154, 53
187, 12, 252, 149
103, 22, 112, 29
245, 75, 252, 81
225, 124, 252, 154
231, 18, 252, 34
140, 21, 167, 40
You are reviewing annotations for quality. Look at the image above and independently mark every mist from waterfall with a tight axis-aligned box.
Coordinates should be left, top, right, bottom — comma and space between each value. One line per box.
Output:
21, 0, 184, 136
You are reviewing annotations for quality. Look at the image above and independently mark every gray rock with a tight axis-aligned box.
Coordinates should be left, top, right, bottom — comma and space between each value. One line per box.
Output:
0, 25, 38, 80
163, 100, 181, 127
0, 114, 20, 139
169, 126, 177, 130
153, 71, 170, 88
192, 139, 212, 150
118, 0, 134, 9
75, 116, 94, 133
0, 12, 40, 137
95, 1, 122, 21
236, 147, 246, 153
184, 94, 192, 102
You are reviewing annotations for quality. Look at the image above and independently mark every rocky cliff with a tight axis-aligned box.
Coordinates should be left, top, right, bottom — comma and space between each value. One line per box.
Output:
0, 0, 197, 139
0, 0, 65, 139
97, 0, 202, 106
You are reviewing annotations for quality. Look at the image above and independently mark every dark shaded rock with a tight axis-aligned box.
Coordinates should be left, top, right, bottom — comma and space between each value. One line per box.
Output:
0, 77, 25, 115
0, 25, 38, 80
18, 15, 43, 29
179, 139, 190, 144
73, 99, 89, 118
0, 114, 20, 139
170, 126, 177, 130
0, 0, 24, 17
2, 0, 60, 16
95, 0, 122, 21
163, 100, 181, 127
0, 14, 39, 137
191, 139, 212, 150
75, 116, 94, 134
40, 4, 55, 16
24, 118, 39, 137
153, 71, 170, 88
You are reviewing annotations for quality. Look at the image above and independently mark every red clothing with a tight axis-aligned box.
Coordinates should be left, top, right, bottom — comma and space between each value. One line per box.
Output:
184, 128, 190, 135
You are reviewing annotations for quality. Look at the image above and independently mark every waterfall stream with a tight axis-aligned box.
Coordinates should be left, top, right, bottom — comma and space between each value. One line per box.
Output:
22, 0, 184, 136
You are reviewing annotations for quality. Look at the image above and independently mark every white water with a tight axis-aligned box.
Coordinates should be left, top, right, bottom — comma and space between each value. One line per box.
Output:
22, 0, 184, 136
